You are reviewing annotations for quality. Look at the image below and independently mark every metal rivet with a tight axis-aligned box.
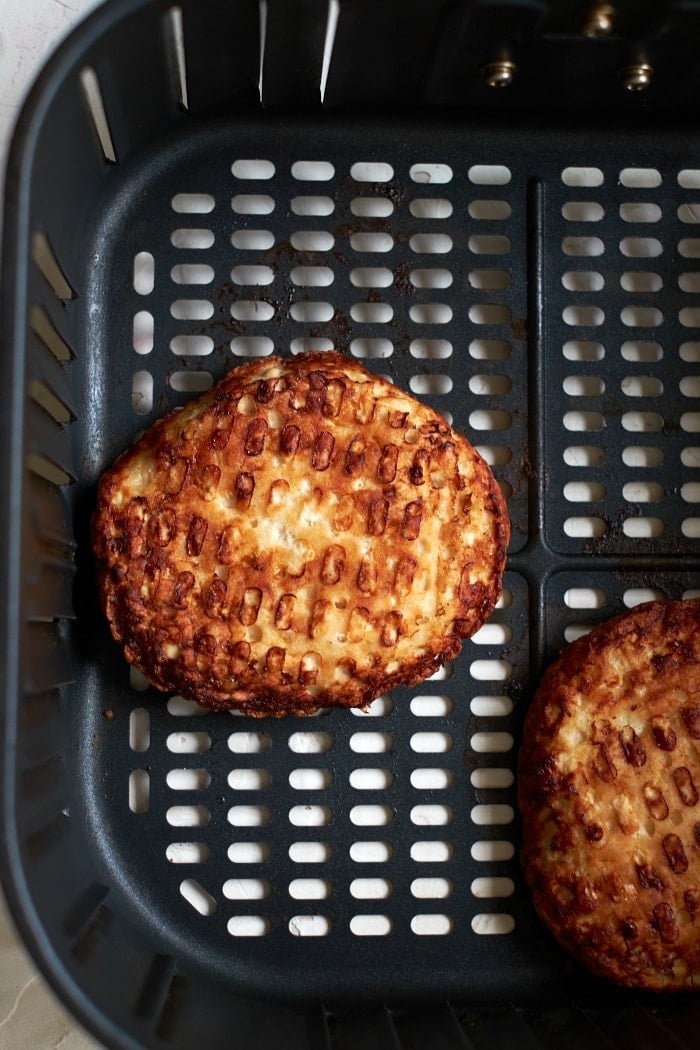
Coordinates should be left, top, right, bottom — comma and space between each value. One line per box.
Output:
620, 63, 653, 92
481, 60, 516, 88
582, 4, 615, 38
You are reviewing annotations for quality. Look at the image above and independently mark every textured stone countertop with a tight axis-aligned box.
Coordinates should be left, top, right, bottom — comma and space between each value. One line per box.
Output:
1, 2, 104, 1046
0, 891, 101, 1047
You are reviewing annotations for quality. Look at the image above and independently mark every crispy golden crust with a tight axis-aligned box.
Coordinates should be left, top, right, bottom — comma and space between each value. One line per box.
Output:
518, 599, 700, 990
92, 352, 508, 714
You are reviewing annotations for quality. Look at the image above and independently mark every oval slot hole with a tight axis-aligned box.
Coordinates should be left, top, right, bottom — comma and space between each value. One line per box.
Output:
180, 879, 216, 916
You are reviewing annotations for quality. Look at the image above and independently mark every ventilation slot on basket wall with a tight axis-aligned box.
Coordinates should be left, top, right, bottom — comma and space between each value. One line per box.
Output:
167, 6, 189, 110
80, 67, 117, 163
30, 306, 74, 361
32, 233, 74, 301
27, 454, 73, 487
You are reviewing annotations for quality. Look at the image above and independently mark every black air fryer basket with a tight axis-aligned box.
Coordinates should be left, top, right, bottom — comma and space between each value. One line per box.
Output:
2, 0, 699, 1047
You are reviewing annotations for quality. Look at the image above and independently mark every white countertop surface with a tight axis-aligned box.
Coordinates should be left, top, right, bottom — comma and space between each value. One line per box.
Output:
0, 0, 103, 194
1, 3, 105, 1046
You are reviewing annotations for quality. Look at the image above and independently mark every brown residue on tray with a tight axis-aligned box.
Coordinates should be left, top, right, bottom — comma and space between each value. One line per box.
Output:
393, 263, 413, 296
509, 315, 528, 341
519, 449, 537, 481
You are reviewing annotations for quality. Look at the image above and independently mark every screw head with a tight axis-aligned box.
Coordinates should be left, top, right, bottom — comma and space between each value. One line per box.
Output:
620, 63, 653, 92
482, 60, 516, 88
582, 4, 615, 38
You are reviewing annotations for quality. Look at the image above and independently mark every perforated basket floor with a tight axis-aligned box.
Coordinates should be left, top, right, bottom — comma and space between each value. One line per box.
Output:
68, 121, 700, 1003
2, 1, 700, 1047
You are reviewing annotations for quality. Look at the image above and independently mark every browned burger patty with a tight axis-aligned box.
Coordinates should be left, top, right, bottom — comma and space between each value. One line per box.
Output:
92, 352, 509, 714
519, 598, 700, 990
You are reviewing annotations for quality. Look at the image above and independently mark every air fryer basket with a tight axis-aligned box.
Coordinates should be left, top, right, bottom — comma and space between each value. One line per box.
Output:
1, 0, 699, 1047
